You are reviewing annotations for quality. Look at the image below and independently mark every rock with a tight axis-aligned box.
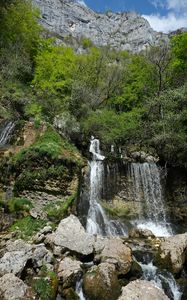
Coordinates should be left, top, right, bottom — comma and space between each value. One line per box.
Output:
118, 280, 169, 300
0, 273, 35, 300
83, 262, 121, 300
33, 225, 52, 243
32, 0, 168, 53
0, 239, 53, 276
155, 232, 187, 274
57, 257, 82, 288
94, 236, 132, 275
52, 215, 94, 256
0, 240, 33, 276
129, 228, 155, 239
130, 151, 158, 163
0, 211, 14, 232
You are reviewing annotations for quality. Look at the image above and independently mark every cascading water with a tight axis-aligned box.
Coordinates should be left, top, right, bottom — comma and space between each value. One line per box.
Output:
138, 259, 182, 300
75, 279, 86, 300
128, 162, 172, 236
86, 137, 127, 236
0, 121, 15, 147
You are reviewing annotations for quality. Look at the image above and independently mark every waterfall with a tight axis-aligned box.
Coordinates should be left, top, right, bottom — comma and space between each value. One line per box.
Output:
86, 138, 127, 236
139, 260, 182, 300
0, 121, 15, 147
128, 162, 172, 236
75, 279, 86, 300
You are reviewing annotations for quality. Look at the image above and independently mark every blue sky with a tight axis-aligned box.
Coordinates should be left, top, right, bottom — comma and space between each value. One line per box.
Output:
78, 0, 187, 33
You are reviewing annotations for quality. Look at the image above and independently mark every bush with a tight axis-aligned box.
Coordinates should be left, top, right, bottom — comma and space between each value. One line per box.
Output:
33, 266, 58, 300
44, 193, 77, 223
10, 216, 47, 239
7, 197, 33, 213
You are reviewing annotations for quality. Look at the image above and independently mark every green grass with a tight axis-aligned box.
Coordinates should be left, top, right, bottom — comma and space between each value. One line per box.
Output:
13, 125, 83, 166
44, 193, 77, 223
33, 268, 58, 300
7, 197, 33, 213
10, 216, 47, 240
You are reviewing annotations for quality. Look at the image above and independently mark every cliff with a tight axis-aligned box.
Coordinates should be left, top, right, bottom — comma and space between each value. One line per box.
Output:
32, 0, 168, 52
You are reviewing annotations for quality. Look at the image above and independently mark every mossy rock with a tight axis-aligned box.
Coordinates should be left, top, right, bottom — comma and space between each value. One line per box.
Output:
83, 263, 121, 300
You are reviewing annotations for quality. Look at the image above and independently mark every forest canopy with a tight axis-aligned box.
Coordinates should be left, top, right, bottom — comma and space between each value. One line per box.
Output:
0, 0, 187, 166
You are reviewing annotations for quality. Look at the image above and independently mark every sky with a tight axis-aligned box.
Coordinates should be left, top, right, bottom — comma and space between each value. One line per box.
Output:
77, 0, 187, 33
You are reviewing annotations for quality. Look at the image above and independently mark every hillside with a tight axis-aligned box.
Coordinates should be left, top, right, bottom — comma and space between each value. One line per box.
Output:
32, 0, 168, 52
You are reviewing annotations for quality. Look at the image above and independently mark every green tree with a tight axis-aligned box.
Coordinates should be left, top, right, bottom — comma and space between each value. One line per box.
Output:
170, 32, 187, 86
0, 0, 41, 81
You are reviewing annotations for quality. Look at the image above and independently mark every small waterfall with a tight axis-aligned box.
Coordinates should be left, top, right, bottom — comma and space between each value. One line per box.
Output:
139, 260, 182, 300
75, 279, 86, 300
0, 121, 15, 147
86, 138, 126, 236
128, 162, 172, 236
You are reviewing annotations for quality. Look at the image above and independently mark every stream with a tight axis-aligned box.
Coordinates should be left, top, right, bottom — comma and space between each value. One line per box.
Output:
77, 137, 183, 300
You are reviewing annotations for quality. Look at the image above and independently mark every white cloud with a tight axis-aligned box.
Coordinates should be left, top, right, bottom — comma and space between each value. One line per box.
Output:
143, 12, 187, 33
166, 0, 187, 11
150, 0, 166, 9
76, 0, 87, 7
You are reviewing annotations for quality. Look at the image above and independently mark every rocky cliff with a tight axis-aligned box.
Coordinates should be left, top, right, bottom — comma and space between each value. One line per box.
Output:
32, 0, 167, 52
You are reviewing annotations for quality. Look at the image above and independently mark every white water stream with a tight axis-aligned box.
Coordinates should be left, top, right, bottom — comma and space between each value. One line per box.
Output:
0, 121, 15, 146
128, 162, 172, 237
86, 138, 127, 236
139, 260, 182, 300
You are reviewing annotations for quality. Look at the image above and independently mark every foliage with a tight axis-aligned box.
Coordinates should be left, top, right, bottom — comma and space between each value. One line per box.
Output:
44, 193, 77, 223
170, 32, 187, 86
144, 84, 187, 165
13, 125, 83, 166
82, 108, 144, 145
7, 197, 33, 213
33, 266, 58, 300
10, 216, 47, 239
0, 0, 42, 81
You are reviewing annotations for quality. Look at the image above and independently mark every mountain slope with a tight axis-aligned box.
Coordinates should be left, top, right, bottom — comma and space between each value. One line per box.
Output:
32, 0, 168, 52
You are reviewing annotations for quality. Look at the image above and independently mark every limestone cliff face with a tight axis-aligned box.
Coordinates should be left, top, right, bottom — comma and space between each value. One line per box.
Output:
32, 0, 167, 52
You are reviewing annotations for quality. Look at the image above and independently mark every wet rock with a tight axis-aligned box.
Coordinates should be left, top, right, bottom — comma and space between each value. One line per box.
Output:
129, 228, 155, 239
57, 257, 82, 288
83, 262, 121, 300
94, 236, 132, 275
130, 151, 158, 163
52, 215, 94, 256
61, 288, 79, 300
156, 232, 187, 274
118, 280, 169, 300
0, 273, 35, 300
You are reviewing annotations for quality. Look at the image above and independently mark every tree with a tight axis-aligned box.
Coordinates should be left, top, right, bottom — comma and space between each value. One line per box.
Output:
170, 32, 187, 86
146, 40, 171, 96
0, 0, 41, 81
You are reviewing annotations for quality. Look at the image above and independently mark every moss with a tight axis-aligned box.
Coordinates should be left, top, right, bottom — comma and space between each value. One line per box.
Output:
44, 193, 77, 223
7, 197, 33, 213
13, 125, 83, 167
33, 268, 58, 300
101, 201, 130, 219
10, 216, 47, 240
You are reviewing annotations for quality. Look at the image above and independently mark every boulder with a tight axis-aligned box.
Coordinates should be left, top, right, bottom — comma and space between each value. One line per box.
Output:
94, 236, 132, 275
57, 257, 82, 288
156, 232, 187, 274
129, 228, 155, 239
0, 239, 53, 276
0, 273, 35, 300
118, 280, 169, 300
83, 262, 121, 300
51, 215, 94, 256
0, 240, 33, 276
